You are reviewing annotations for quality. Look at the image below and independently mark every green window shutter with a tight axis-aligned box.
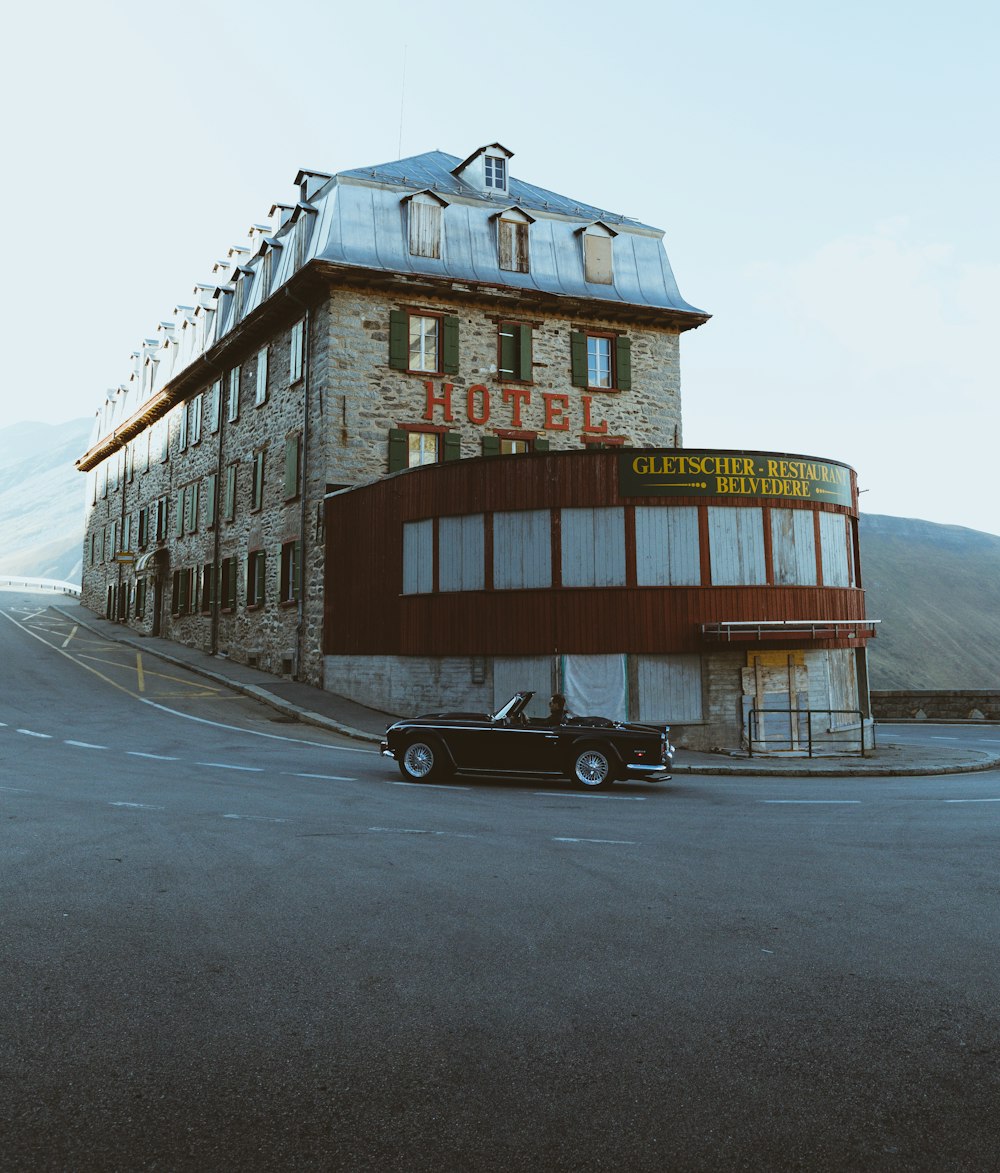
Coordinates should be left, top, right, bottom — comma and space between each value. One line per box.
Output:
284, 436, 300, 498
176, 489, 185, 536
226, 559, 237, 610
570, 331, 588, 387
293, 541, 302, 600
188, 482, 199, 533
442, 431, 462, 462
225, 466, 236, 519
205, 474, 217, 527
389, 310, 408, 369
616, 336, 632, 391
388, 428, 408, 473
442, 315, 460, 374
533, 436, 550, 452
482, 435, 501, 457
518, 324, 533, 381
498, 325, 515, 379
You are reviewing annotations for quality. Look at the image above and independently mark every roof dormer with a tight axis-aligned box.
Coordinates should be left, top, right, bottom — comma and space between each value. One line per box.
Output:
294, 168, 333, 202
451, 143, 514, 195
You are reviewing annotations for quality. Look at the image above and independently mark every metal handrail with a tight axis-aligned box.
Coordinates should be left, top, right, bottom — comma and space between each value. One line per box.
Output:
0, 576, 81, 598
747, 708, 875, 757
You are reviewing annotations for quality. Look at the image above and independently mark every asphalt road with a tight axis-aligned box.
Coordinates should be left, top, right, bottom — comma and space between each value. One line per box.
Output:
2, 592, 1000, 1171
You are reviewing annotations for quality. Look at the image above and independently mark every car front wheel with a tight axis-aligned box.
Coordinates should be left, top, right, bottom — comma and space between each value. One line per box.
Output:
399, 738, 447, 782
570, 744, 616, 790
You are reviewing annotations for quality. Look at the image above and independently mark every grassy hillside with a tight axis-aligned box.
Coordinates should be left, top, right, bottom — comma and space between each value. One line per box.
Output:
860, 513, 1000, 689
0, 418, 94, 582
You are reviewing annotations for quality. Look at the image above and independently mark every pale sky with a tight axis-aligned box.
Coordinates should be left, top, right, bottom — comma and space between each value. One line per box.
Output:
2, 0, 997, 533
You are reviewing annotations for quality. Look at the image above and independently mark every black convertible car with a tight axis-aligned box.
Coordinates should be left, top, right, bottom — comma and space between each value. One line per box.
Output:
380, 691, 674, 789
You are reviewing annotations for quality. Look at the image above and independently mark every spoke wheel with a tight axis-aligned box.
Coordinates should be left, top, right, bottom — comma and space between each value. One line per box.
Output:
400, 739, 441, 782
571, 745, 614, 789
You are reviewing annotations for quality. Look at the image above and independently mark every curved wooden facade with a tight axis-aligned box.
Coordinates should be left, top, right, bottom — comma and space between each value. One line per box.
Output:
323, 448, 871, 659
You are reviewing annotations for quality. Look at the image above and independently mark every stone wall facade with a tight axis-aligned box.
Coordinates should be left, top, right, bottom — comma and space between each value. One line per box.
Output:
871, 691, 1000, 722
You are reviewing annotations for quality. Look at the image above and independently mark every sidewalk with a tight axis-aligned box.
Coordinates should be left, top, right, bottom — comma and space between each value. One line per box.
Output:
53, 602, 1000, 779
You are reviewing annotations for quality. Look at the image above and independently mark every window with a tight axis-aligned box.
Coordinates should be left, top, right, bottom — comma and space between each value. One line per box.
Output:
251, 449, 265, 511
247, 550, 266, 607
498, 321, 532, 381
294, 213, 312, 269
260, 249, 273, 297
498, 216, 529, 273
204, 473, 217, 528
493, 510, 552, 589
89, 532, 96, 565
227, 367, 240, 422
171, 568, 195, 616
154, 496, 169, 541
284, 434, 301, 500
583, 224, 614, 284
109, 520, 118, 559
185, 481, 199, 534
121, 514, 132, 554
570, 331, 631, 392
190, 394, 203, 445
135, 579, 147, 620
560, 508, 627, 587
484, 154, 506, 190
224, 463, 238, 521
388, 310, 459, 375
234, 275, 246, 320
255, 347, 268, 406
137, 507, 149, 550
178, 403, 189, 451
402, 519, 434, 595
200, 563, 216, 613
290, 319, 304, 384
220, 556, 238, 611
439, 515, 484, 592
208, 380, 221, 433
387, 428, 461, 471
481, 435, 549, 457
707, 507, 767, 586
635, 507, 701, 586
407, 193, 444, 259
280, 540, 301, 604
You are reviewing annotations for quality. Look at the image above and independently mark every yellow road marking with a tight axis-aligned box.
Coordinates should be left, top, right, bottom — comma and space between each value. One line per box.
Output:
136, 652, 145, 693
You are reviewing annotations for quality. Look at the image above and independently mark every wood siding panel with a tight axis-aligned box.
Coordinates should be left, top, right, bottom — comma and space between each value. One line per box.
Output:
635, 505, 700, 585
494, 510, 551, 589
637, 654, 704, 722
561, 507, 626, 587
819, 512, 850, 587
771, 508, 817, 586
708, 507, 766, 585
439, 514, 484, 592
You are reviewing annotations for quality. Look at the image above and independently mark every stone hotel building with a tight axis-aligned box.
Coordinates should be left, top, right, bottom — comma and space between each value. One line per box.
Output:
78, 143, 876, 749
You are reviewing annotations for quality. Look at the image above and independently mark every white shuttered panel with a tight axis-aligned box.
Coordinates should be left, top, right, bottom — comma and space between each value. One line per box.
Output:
708, 507, 766, 585
770, 508, 817, 586
438, 514, 484, 592
637, 655, 703, 723
819, 512, 850, 587
635, 506, 700, 586
561, 508, 626, 587
402, 519, 434, 595
494, 510, 551, 589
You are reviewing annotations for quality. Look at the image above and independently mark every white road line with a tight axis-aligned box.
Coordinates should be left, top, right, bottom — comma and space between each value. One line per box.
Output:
389, 781, 471, 790
761, 800, 862, 805
368, 826, 477, 838
553, 837, 637, 845
16, 729, 51, 739
943, 798, 1000, 804
222, 814, 287, 822
65, 740, 107, 749
109, 802, 164, 810
61, 625, 78, 648
533, 791, 647, 801
979, 739, 1000, 744
932, 736, 959, 741
0, 786, 30, 793
285, 772, 357, 782
127, 751, 179, 761
196, 762, 264, 772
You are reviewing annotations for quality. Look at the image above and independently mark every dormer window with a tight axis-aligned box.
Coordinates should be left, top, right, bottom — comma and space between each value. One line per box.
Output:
405, 191, 448, 259
581, 222, 617, 285
484, 154, 506, 191
496, 208, 533, 273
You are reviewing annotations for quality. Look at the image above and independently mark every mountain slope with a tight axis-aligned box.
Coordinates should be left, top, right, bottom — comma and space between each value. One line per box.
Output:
860, 513, 1000, 689
0, 419, 94, 582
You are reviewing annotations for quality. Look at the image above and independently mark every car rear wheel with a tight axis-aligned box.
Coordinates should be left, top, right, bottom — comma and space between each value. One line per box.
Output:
399, 738, 448, 782
570, 744, 616, 790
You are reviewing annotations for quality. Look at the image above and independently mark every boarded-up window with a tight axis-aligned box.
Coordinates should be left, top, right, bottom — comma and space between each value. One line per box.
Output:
635, 506, 701, 585
561, 508, 626, 587
408, 195, 443, 259
583, 225, 614, 284
819, 512, 851, 587
637, 654, 704, 723
494, 510, 551, 590
708, 507, 766, 585
402, 518, 434, 595
771, 508, 817, 586
498, 217, 529, 273
439, 514, 484, 592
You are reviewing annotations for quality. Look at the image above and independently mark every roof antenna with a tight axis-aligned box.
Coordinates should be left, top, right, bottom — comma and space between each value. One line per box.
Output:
397, 44, 407, 159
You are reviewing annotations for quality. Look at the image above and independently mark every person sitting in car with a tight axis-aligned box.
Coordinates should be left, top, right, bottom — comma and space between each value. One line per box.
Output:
548, 693, 572, 724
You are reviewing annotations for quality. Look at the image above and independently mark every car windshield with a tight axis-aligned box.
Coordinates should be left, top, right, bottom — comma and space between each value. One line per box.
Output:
492, 692, 532, 723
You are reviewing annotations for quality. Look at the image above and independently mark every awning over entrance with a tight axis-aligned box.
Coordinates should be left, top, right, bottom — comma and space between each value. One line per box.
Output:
701, 620, 880, 643
133, 551, 160, 577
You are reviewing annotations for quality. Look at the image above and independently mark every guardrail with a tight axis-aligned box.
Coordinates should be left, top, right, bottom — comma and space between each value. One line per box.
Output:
0, 576, 81, 598
747, 708, 876, 757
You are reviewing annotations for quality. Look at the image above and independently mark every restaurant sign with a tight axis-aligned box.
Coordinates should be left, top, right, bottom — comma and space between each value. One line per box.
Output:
619, 451, 853, 508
